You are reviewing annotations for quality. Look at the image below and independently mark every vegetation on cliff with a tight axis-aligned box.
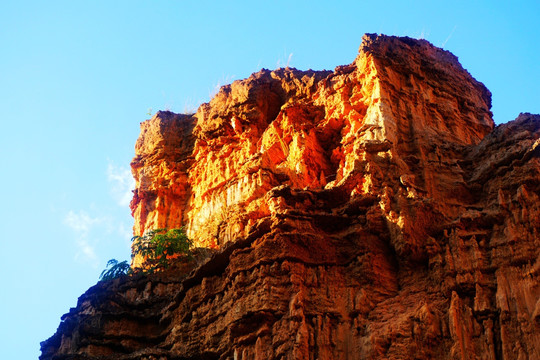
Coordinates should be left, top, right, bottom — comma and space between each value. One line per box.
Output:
99, 259, 131, 281
132, 227, 194, 270
99, 228, 194, 281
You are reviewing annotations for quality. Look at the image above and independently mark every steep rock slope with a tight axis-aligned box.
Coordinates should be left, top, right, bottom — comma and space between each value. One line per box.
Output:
41, 34, 539, 360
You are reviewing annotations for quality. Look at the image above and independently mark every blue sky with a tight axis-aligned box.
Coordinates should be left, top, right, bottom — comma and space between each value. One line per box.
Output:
0, 1, 538, 358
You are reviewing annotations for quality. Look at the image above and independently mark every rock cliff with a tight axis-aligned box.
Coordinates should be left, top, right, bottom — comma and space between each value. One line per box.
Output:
41, 34, 539, 360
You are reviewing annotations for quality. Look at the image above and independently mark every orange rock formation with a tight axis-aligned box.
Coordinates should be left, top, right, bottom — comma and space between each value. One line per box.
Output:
41, 34, 539, 360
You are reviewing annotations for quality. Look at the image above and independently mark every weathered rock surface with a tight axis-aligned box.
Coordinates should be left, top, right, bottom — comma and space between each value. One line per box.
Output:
41, 34, 539, 360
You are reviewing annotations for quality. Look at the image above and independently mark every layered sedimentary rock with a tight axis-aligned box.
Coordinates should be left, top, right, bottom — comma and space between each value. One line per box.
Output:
41, 34, 539, 360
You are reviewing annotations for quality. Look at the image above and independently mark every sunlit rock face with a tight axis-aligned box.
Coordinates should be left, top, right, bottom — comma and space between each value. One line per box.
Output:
130, 67, 333, 250
42, 34, 539, 360
130, 34, 493, 256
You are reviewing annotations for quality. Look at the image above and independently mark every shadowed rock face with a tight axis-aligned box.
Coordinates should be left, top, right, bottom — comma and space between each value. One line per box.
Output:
41, 34, 539, 360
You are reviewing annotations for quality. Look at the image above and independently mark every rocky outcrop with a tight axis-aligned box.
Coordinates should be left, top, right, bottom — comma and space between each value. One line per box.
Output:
129, 35, 493, 255
41, 34, 539, 360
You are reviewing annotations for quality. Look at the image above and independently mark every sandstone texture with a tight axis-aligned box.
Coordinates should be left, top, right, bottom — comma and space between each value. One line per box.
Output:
41, 34, 539, 360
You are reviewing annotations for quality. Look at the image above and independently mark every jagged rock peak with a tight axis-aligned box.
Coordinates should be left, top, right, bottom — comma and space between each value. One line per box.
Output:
359, 33, 492, 108
129, 32, 495, 254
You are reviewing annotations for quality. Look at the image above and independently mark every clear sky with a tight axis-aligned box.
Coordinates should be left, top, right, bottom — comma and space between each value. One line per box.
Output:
0, 1, 538, 358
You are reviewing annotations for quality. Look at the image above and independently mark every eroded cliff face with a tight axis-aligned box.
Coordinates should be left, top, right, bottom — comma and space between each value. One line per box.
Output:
41, 34, 539, 360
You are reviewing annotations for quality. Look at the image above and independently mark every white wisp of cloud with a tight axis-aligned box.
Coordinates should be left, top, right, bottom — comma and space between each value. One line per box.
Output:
442, 25, 458, 48
64, 210, 103, 267
107, 161, 135, 207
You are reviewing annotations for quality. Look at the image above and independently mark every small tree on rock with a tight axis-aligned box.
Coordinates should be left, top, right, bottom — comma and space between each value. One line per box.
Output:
132, 228, 193, 270
99, 259, 131, 281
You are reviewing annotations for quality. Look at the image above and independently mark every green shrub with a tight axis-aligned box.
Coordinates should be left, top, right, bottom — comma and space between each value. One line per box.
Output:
99, 228, 193, 281
132, 228, 193, 270
99, 259, 131, 281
